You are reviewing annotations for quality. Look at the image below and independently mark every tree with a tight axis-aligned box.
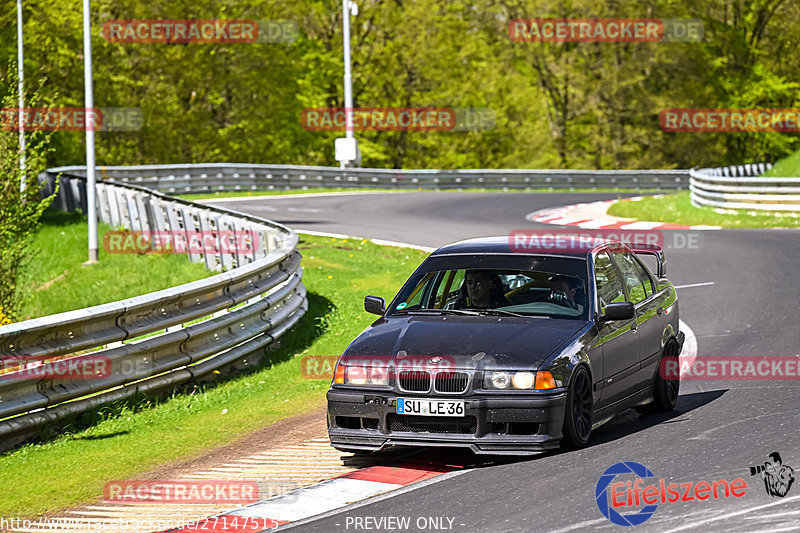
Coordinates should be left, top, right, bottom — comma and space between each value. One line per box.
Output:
1, 0, 798, 170
0, 67, 55, 321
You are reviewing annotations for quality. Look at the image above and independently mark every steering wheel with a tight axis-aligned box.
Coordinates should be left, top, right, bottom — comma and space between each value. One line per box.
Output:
547, 290, 579, 310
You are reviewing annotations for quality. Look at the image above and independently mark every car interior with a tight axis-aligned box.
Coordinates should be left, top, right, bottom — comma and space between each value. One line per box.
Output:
425, 269, 587, 312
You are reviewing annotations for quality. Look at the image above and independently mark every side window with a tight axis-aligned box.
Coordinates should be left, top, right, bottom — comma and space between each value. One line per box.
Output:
632, 257, 654, 298
612, 252, 649, 304
594, 252, 625, 312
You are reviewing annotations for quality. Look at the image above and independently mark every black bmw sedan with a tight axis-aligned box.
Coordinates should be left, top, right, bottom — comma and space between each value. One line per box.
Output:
326, 236, 684, 455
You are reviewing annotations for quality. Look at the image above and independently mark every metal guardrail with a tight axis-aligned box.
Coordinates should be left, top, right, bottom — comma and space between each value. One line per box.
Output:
0, 172, 307, 448
48, 163, 690, 191
690, 163, 800, 211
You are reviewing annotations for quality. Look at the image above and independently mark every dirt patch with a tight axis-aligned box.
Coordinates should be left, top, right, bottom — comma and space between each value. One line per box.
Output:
36, 269, 69, 292
129, 401, 329, 481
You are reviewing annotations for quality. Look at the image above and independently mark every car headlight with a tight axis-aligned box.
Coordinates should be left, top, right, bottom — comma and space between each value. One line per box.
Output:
488, 371, 511, 389
368, 366, 389, 386
335, 364, 390, 386
484, 370, 556, 390
512, 371, 535, 389
346, 366, 369, 385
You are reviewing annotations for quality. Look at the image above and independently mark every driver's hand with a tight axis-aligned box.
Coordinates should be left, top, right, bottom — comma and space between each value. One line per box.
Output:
549, 290, 576, 309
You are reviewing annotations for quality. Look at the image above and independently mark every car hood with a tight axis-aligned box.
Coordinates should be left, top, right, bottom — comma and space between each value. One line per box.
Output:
342, 315, 587, 371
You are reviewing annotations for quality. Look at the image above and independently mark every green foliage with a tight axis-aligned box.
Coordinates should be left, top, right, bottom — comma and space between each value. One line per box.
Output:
1, 1, 799, 170
0, 66, 55, 321
764, 147, 800, 178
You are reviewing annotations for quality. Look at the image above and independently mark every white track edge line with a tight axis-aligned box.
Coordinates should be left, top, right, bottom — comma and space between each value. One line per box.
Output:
659, 494, 800, 533
674, 281, 715, 289
271, 469, 471, 532
296, 230, 436, 252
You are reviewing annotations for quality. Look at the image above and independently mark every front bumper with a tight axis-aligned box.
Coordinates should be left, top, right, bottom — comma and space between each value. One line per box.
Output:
327, 388, 567, 455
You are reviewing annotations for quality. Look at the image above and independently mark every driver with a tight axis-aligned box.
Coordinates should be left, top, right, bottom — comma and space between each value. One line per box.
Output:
458, 270, 511, 309
548, 275, 581, 310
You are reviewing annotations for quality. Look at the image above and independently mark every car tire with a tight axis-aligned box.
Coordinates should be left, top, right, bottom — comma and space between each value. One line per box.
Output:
561, 365, 593, 449
635, 339, 680, 415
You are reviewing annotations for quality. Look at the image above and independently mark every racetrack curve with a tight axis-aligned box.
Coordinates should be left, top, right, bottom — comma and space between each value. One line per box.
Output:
207, 191, 800, 533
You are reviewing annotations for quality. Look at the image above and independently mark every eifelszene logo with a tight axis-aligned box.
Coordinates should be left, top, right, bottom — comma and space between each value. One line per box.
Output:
596, 462, 658, 526
595, 461, 748, 526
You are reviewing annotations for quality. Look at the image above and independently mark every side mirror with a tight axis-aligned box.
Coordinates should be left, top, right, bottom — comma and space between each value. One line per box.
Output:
364, 296, 386, 315
600, 302, 635, 321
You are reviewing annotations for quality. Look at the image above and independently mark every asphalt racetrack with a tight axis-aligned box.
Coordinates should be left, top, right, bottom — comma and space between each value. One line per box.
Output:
209, 191, 800, 533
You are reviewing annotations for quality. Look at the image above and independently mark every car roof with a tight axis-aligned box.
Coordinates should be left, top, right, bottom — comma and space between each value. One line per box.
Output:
429, 236, 620, 258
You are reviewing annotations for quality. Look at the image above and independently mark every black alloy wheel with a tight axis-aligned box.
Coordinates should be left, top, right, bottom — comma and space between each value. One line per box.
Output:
636, 339, 680, 414
562, 366, 593, 448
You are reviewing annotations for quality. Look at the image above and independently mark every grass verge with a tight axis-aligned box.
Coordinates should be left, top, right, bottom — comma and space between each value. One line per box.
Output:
607, 191, 800, 228
0, 234, 427, 518
178, 187, 666, 201
18, 211, 212, 320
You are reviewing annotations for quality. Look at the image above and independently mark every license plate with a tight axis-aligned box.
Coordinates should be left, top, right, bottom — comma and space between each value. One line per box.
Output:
396, 398, 464, 417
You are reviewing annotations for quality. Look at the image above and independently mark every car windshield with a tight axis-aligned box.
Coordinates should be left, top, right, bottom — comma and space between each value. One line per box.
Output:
389, 256, 589, 320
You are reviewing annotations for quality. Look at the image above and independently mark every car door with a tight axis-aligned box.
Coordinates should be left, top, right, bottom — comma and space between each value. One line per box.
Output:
631, 253, 670, 384
592, 251, 641, 408
611, 251, 662, 390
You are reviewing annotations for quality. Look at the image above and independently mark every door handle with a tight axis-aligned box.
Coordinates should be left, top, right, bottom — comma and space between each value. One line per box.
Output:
657, 307, 664, 316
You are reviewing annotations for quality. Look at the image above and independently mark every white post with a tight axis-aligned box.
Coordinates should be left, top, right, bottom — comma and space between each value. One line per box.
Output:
335, 0, 360, 168
342, 0, 354, 142
83, 0, 98, 263
17, 0, 26, 193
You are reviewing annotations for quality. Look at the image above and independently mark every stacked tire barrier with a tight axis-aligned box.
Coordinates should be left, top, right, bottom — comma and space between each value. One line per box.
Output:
49, 163, 690, 192
690, 163, 800, 211
0, 171, 307, 449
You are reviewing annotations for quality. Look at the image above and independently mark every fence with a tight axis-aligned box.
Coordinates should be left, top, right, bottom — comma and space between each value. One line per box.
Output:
0, 171, 307, 449
690, 163, 800, 211
48, 163, 690, 192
